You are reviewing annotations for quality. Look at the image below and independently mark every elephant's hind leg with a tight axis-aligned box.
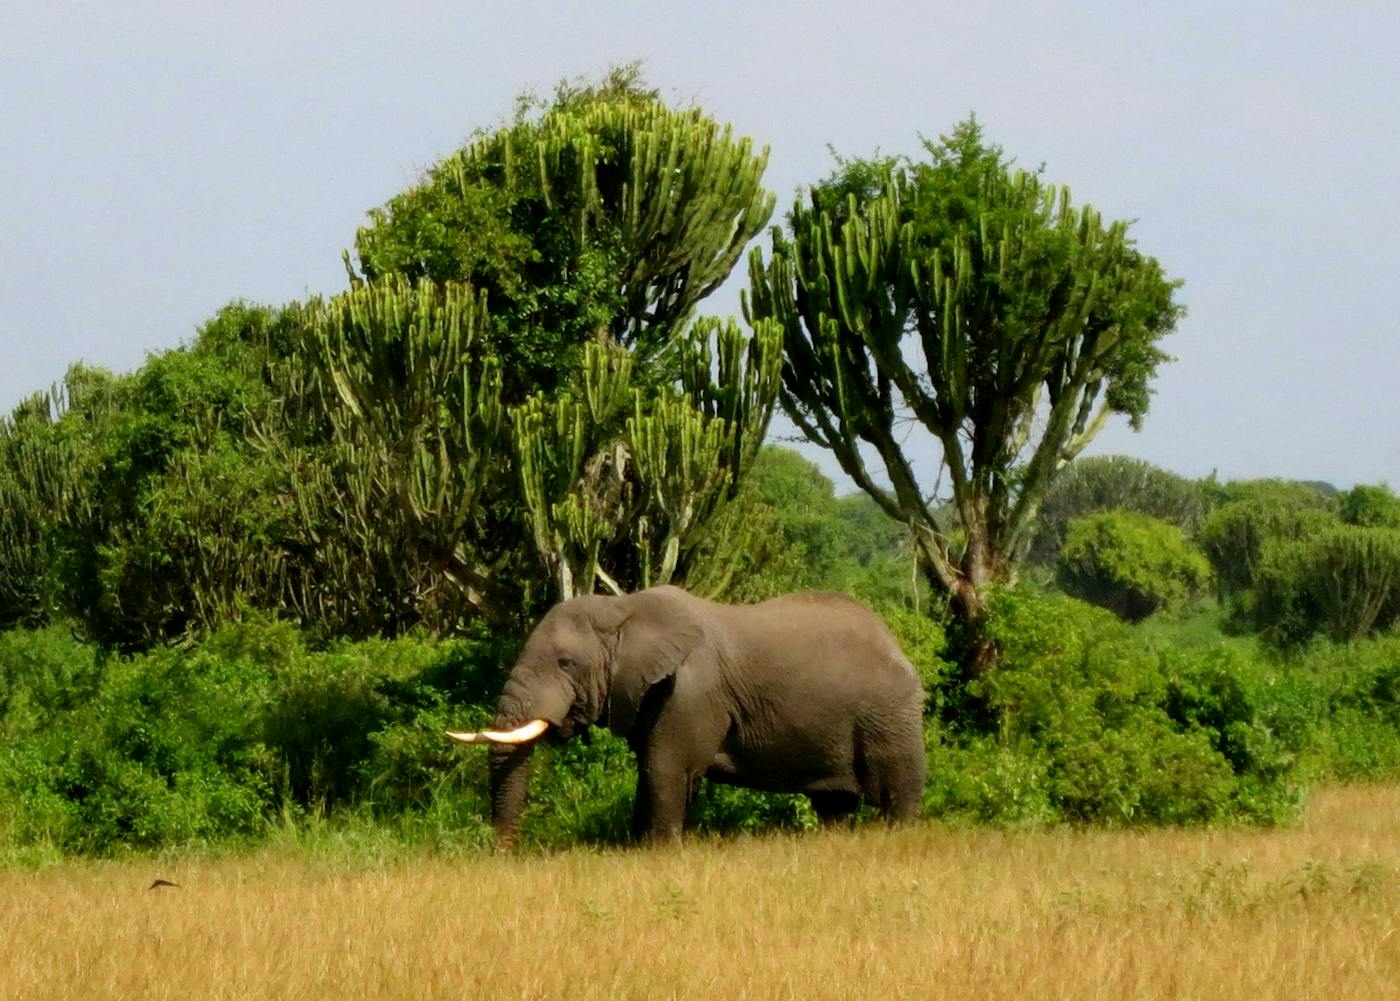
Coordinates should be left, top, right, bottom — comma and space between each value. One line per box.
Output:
852, 705, 926, 823
876, 749, 926, 821
858, 742, 926, 822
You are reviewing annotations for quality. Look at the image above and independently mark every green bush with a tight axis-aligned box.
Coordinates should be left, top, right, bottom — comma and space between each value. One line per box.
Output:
728, 447, 924, 610
1339, 483, 1400, 529
923, 736, 1056, 825
1198, 482, 1338, 599
1056, 511, 1212, 622
922, 589, 1304, 825
0, 642, 278, 852
0, 625, 106, 736
11, 590, 1400, 856
1029, 455, 1209, 566
1286, 638, 1400, 780
1253, 526, 1400, 646
0, 618, 514, 855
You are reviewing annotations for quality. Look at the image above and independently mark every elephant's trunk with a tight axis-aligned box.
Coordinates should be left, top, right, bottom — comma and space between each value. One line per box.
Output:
471, 667, 578, 848
488, 742, 535, 849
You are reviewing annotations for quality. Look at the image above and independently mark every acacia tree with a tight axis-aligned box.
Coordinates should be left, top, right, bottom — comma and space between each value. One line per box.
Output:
747, 119, 1182, 647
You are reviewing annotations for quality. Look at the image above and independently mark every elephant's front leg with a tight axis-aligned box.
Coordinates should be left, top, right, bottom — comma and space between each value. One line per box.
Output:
632, 749, 693, 843
630, 772, 653, 842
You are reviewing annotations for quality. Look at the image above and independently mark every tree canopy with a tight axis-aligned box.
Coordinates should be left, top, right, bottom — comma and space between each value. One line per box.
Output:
352, 64, 774, 399
1056, 510, 1211, 622
747, 118, 1183, 641
0, 70, 782, 645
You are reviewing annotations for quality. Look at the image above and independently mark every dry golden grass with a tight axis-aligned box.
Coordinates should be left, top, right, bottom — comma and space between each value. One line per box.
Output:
4, 785, 1400, 1000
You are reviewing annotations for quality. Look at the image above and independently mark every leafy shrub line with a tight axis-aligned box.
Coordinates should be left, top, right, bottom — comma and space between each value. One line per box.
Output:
5, 594, 1400, 856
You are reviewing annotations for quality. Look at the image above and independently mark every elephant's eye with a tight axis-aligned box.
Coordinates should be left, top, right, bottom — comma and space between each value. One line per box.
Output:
558, 656, 577, 670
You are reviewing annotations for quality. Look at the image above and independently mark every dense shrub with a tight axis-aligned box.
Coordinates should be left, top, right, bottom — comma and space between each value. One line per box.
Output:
1198, 481, 1337, 598
1339, 483, 1400, 529
1252, 526, 1400, 646
8, 589, 1400, 856
924, 589, 1303, 825
1319, 650, 1400, 779
0, 619, 513, 855
0, 625, 106, 735
1029, 455, 1209, 565
1056, 511, 1212, 622
0, 641, 277, 852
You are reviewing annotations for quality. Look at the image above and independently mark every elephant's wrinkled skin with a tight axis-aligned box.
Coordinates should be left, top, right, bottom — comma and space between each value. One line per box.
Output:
456, 586, 926, 846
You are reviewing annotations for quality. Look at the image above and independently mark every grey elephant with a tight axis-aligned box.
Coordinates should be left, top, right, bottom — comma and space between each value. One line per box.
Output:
448, 585, 926, 846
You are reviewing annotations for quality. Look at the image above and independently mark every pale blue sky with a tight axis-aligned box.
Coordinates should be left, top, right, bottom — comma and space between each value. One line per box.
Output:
3, 1, 1397, 489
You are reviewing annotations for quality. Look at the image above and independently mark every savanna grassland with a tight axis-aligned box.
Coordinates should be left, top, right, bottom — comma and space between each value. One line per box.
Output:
4, 784, 1399, 1001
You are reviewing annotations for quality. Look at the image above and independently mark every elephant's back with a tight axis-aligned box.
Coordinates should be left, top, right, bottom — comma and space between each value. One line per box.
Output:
722, 591, 922, 698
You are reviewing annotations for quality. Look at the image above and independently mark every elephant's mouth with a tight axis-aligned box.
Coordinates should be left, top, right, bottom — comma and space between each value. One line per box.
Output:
445, 719, 550, 745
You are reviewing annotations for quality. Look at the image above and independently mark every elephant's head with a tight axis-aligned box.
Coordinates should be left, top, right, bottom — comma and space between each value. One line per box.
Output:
446, 588, 702, 847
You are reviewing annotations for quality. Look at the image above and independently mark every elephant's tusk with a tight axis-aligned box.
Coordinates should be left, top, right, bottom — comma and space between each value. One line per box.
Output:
445, 719, 550, 745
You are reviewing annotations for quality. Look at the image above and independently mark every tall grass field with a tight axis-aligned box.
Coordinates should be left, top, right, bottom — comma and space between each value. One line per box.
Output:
3, 784, 1399, 1000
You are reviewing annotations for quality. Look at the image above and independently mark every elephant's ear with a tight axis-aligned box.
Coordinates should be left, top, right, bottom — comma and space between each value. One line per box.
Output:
604, 597, 705, 738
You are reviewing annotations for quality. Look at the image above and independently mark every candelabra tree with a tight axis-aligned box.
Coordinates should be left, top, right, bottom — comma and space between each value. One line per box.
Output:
747, 119, 1183, 664
287, 280, 782, 629
283, 276, 515, 634
513, 317, 782, 602
0, 391, 77, 628
352, 66, 774, 398
0, 369, 124, 634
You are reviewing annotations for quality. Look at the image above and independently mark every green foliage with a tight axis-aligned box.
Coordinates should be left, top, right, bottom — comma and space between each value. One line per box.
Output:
276, 276, 518, 635
511, 730, 638, 848
0, 625, 106, 736
278, 73, 781, 627
353, 67, 773, 398
0, 389, 81, 628
1198, 480, 1339, 622
0, 305, 304, 647
1305, 639, 1400, 780
1029, 455, 1209, 565
711, 448, 834, 600
924, 589, 1303, 826
0, 638, 277, 852
512, 318, 782, 602
725, 446, 924, 608
0, 368, 123, 633
882, 605, 953, 696
0, 75, 780, 648
1186, 482, 1400, 648
1253, 525, 1400, 646
0, 619, 510, 855
747, 116, 1183, 628
1056, 511, 1212, 622
11, 598, 1400, 855
1339, 483, 1400, 529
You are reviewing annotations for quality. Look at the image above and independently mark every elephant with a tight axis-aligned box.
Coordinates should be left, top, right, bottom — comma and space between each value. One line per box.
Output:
447, 585, 926, 846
